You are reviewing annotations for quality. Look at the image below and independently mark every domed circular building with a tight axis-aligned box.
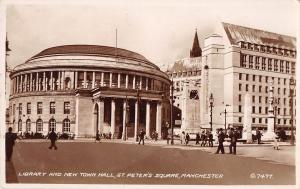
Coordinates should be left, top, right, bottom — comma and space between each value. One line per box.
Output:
8, 45, 171, 139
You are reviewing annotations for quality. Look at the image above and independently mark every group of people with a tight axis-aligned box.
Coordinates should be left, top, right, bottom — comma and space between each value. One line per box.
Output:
95, 131, 113, 142
195, 130, 214, 147
215, 128, 239, 154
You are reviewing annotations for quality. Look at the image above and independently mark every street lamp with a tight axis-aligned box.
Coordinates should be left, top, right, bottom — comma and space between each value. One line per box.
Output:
170, 78, 174, 145
289, 76, 295, 146
209, 93, 214, 131
220, 104, 230, 135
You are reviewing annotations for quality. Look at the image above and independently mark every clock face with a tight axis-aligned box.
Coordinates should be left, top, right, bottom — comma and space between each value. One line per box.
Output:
189, 90, 199, 100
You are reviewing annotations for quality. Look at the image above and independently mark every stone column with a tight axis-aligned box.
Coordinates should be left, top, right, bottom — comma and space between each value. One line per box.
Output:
146, 78, 149, 90
156, 102, 162, 139
74, 71, 77, 89
24, 74, 27, 92
263, 81, 276, 140
125, 74, 128, 89
20, 74, 23, 92
30, 73, 33, 91
242, 94, 252, 143
117, 73, 121, 88
57, 71, 61, 90
109, 73, 112, 87
101, 72, 104, 86
146, 101, 151, 138
43, 72, 46, 91
62, 71, 65, 90
133, 75, 136, 89
134, 100, 138, 141
111, 99, 116, 137
98, 99, 104, 133
50, 71, 53, 90
16, 76, 19, 93
122, 99, 127, 140
139, 77, 142, 90
36, 72, 39, 91
92, 71, 95, 89
83, 71, 87, 88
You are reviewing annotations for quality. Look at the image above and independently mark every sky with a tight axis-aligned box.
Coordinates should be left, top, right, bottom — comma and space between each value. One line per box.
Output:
5, 0, 298, 71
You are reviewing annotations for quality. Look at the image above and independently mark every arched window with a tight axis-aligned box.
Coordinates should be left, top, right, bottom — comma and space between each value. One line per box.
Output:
49, 118, 56, 132
36, 119, 43, 132
26, 119, 31, 132
18, 119, 22, 132
63, 118, 71, 133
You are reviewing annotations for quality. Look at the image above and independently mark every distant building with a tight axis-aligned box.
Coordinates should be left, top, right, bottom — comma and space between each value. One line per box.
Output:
168, 23, 296, 134
8, 45, 171, 139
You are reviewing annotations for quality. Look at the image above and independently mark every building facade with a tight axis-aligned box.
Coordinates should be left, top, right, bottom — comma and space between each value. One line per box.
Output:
8, 45, 171, 139
168, 23, 296, 135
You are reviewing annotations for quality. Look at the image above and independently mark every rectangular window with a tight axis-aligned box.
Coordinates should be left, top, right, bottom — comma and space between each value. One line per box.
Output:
284, 98, 286, 105
239, 84, 242, 91
249, 56, 253, 68
252, 106, 255, 113
259, 96, 262, 103
252, 85, 255, 92
284, 88, 286, 95
265, 118, 268, 124
252, 96, 255, 103
259, 106, 262, 113
246, 74, 249, 81
262, 57, 266, 70
278, 78, 280, 85
239, 94, 242, 102
268, 59, 272, 71
286, 61, 290, 73
259, 86, 262, 92
239, 73, 242, 80
64, 102, 70, 114
284, 108, 286, 115
280, 60, 284, 72
277, 108, 280, 115
27, 103, 31, 114
239, 105, 242, 113
265, 97, 268, 104
255, 57, 260, 69
246, 84, 248, 92
50, 102, 55, 114
266, 76, 268, 83
252, 118, 255, 123
259, 76, 262, 82
37, 102, 42, 114
284, 78, 286, 85
252, 75, 256, 81
278, 88, 280, 94
274, 59, 278, 71
239, 117, 242, 123
18, 103, 22, 115
291, 62, 295, 74
265, 86, 268, 93
259, 118, 262, 123
265, 107, 268, 114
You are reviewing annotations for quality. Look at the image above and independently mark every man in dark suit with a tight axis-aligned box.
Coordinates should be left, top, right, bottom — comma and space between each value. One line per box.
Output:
48, 128, 58, 150
229, 128, 238, 154
6, 127, 17, 161
215, 128, 225, 154
138, 129, 146, 145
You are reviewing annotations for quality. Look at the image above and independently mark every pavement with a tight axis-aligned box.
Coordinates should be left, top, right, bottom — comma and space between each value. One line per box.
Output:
6, 141, 295, 185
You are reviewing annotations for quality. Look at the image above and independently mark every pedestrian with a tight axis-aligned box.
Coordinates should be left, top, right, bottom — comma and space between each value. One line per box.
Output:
195, 132, 200, 145
5, 127, 17, 162
185, 133, 190, 145
229, 128, 238, 154
215, 128, 225, 154
48, 128, 58, 150
95, 130, 100, 142
180, 131, 185, 145
138, 129, 146, 145
208, 131, 214, 147
273, 133, 280, 150
256, 128, 262, 144
200, 131, 206, 146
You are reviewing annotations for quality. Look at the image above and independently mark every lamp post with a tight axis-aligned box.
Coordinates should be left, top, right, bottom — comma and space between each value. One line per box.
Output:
289, 76, 295, 146
220, 104, 230, 134
209, 93, 214, 131
273, 98, 278, 133
170, 79, 174, 145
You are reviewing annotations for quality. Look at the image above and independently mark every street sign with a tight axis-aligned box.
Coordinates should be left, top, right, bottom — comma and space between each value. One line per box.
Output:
175, 120, 182, 125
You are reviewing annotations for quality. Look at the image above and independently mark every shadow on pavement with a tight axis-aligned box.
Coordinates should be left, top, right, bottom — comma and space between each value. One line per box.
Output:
6, 161, 19, 183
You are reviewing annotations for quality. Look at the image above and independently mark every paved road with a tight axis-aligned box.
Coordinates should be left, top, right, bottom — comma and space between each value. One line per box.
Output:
6, 141, 295, 185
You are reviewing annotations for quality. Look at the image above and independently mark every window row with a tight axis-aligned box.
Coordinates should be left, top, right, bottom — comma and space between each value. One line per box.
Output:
17, 118, 71, 132
239, 41, 296, 58
238, 74, 291, 85
238, 105, 292, 115
238, 94, 291, 107
240, 54, 295, 74
168, 69, 201, 78
238, 83, 290, 95
238, 116, 293, 125
13, 101, 70, 116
